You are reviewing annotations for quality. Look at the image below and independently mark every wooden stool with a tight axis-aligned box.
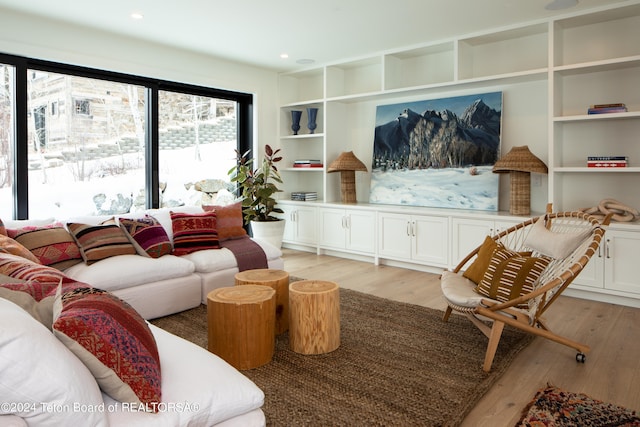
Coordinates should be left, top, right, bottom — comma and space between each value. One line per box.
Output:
289, 280, 340, 355
207, 285, 275, 370
235, 269, 289, 335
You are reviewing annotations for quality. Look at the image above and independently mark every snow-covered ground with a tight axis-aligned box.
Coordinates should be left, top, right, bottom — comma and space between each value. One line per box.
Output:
369, 166, 498, 211
0, 141, 236, 220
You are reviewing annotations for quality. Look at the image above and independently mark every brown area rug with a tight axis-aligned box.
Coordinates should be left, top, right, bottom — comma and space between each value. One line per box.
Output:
517, 385, 640, 426
151, 287, 533, 426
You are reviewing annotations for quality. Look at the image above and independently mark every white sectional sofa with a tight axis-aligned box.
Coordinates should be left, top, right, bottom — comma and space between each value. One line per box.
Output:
5, 205, 284, 319
0, 204, 284, 426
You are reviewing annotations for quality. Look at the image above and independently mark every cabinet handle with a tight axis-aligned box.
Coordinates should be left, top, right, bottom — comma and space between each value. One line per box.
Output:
346, 215, 351, 229
411, 221, 416, 237
406, 221, 411, 236
606, 238, 611, 259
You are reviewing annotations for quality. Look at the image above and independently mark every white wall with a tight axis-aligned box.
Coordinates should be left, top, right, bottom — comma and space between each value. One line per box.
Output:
0, 8, 278, 156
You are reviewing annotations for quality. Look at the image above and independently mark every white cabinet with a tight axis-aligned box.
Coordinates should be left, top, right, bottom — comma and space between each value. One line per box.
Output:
450, 217, 519, 268
279, 203, 317, 246
318, 208, 375, 254
573, 229, 640, 296
378, 212, 449, 267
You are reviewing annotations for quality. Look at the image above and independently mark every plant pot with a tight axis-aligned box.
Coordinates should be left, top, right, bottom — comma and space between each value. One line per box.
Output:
250, 219, 286, 249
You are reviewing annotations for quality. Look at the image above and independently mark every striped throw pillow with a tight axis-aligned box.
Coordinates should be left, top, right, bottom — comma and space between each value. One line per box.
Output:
475, 246, 551, 309
67, 222, 137, 264
170, 210, 219, 256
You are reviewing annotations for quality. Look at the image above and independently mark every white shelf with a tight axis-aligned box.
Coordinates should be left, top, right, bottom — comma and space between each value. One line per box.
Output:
554, 111, 640, 122
554, 167, 640, 173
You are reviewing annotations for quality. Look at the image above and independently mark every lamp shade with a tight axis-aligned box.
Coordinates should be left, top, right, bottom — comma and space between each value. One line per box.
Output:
492, 145, 548, 174
327, 151, 368, 173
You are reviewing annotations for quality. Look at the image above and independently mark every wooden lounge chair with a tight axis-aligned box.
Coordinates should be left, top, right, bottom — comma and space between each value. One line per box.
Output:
441, 205, 611, 372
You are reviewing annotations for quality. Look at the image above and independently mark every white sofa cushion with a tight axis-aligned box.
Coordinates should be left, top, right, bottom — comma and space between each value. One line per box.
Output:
104, 324, 264, 426
182, 239, 282, 274
0, 298, 108, 427
63, 254, 195, 292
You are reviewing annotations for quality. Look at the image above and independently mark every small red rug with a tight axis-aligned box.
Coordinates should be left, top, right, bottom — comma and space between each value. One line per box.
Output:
517, 385, 640, 426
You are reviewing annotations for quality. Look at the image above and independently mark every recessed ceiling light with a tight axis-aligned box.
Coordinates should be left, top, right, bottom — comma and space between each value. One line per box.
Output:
280, 53, 289, 59
131, 12, 144, 20
296, 59, 315, 65
545, 0, 578, 10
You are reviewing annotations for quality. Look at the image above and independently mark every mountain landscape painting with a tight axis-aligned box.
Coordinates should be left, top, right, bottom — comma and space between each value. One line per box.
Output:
369, 92, 502, 211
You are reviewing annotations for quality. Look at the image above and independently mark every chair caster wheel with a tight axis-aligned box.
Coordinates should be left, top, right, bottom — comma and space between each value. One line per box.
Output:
576, 353, 586, 363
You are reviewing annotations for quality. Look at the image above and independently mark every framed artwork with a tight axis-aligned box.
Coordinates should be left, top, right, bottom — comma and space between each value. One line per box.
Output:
369, 91, 502, 211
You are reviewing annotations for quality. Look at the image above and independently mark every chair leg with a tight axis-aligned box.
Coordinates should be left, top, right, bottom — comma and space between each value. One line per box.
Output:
483, 320, 505, 372
443, 306, 453, 322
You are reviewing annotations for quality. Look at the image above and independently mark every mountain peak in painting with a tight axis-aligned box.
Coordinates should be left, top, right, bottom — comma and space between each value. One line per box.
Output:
373, 98, 501, 171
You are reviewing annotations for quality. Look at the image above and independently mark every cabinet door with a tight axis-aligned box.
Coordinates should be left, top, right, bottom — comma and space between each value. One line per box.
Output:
451, 218, 493, 267
378, 213, 412, 260
346, 210, 375, 254
294, 205, 317, 245
413, 215, 449, 266
279, 205, 296, 242
604, 230, 640, 295
572, 245, 605, 289
318, 208, 346, 249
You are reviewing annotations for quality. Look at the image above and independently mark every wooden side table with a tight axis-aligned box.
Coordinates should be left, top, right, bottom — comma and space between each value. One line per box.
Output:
289, 280, 340, 355
235, 268, 289, 335
207, 285, 275, 370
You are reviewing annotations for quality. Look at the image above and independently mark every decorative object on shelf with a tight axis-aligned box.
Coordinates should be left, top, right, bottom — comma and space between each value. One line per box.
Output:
492, 145, 548, 216
328, 151, 367, 203
587, 103, 627, 115
290, 110, 302, 135
228, 145, 285, 248
306, 107, 318, 134
580, 198, 640, 222
587, 156, 628, 168
369, 92, 502, 211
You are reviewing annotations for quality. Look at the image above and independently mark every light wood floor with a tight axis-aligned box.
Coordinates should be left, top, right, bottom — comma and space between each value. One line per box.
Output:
282, 248, 640, 426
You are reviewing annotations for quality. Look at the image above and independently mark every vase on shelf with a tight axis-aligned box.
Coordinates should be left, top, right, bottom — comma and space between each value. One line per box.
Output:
291, 110, 302, 135
306, 107, 318, 134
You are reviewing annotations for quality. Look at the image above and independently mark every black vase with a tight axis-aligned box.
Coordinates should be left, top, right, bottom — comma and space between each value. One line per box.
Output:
291, 110, 302, 135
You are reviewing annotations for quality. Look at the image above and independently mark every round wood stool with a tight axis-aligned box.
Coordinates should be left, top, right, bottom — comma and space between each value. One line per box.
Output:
289, 280, 340, 355
235, 269, 290, 335
207, 285, 275, 370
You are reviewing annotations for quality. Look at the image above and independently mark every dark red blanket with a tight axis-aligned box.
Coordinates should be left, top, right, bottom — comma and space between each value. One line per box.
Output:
219, 236, 268, 272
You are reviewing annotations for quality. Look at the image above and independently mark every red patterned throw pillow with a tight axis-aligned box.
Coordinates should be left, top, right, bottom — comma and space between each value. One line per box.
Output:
0, 252, 67, 293
119, 215, 173, 258
52, 285, 162, 411
170, 210, 219, 256
7, 223, 83, 270
202, 202, 247, 241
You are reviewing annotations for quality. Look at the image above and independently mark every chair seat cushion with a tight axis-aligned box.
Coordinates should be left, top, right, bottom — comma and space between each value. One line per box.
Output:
440, 270, 486, 308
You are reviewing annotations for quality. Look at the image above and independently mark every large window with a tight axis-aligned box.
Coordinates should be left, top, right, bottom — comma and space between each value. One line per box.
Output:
0, 53, 251, 220
0, 63, 14, 219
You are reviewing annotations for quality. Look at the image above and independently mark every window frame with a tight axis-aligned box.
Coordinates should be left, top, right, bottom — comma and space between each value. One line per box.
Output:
0, 52, 252, 219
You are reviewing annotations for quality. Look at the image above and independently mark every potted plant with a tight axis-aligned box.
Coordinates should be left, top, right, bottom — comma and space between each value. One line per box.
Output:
228, 144, 286, 248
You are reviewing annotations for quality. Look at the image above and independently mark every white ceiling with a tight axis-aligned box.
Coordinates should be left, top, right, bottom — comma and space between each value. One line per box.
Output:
0, 0, 630, 71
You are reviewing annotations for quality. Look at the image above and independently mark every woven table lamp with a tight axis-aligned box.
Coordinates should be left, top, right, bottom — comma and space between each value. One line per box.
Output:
492, 145, 548, 215
327, 151, 368, 203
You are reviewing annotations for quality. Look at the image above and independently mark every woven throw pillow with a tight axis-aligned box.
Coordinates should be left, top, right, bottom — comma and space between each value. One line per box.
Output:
170, 210, 219, 256
0, 234, 40, 263
462, 235, 498, 284
476, 246, 551, 309
0, 252, 67, 294
67, 221, 137, 264
524, 216, 593, 259
52, 285, 162, 412
119, 215, 173, 258
8, 223, 83, 270
202, 202, 247, 241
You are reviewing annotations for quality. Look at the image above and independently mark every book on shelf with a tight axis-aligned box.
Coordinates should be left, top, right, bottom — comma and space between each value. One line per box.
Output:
587, 103, 627, 114
293, 162, 323, 168
291, 191, 318, 201
587, 156, 628, 168
294, 159, 322, 164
